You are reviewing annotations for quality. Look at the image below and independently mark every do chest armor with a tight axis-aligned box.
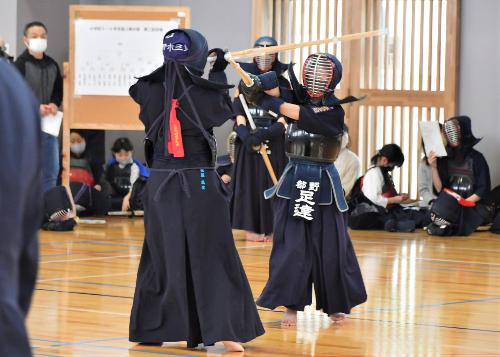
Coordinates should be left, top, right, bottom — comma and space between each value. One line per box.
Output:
447, 157, 474, 198
285, 123, 341, 163
108, 164, 133, 196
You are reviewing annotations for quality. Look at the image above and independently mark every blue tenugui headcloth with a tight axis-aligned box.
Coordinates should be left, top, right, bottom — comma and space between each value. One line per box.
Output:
160, 29, 209, 157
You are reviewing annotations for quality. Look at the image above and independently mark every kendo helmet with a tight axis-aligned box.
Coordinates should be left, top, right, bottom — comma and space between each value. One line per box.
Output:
288, 52, 343, 106
302, 53, 342, 100
442, 116, 480, 149
253, 36, 278, 72
162, 29, 208, 75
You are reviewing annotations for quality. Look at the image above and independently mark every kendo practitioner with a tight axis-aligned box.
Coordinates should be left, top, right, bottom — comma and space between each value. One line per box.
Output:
231, 36, 290, 242
128, 29, 264, 351
240, 53, 367, 326
427, 116, 495, 236
348, 144, 429, 232
0, 60, 41, 356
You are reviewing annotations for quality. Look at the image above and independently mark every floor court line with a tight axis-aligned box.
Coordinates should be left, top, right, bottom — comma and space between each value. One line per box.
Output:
35, 288, 133, 300
348, 316, 500, 334
352, 296, 500, 315
32, 304, 130, 316
40, 248, 141, 258
40, 254, 141, 264
37, 272, 136, 283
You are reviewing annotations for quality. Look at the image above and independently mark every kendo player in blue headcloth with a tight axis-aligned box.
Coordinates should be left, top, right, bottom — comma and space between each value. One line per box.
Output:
0, 60, 41, 355
240, 53, 367, 326
128, 29, 264, 351
231, 36, 290, 242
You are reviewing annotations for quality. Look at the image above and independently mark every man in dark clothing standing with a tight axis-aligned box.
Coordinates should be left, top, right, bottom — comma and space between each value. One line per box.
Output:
15, 21, 63, 192
0, 60, 42, 356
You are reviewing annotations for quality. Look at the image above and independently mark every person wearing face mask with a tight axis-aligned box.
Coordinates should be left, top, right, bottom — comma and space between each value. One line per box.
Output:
69, 130, 110, 216
335, 124, 361, 197
348, 144, 429, 232
15, 21, 63, 193
100, 137, 149, 212
231, 36, 291, 242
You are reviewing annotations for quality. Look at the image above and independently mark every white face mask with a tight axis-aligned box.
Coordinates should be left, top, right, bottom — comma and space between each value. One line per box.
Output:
27, 38, 47, 54
117, 156, 133, 167
70, 142, 86, 155
341, 132, 349, 149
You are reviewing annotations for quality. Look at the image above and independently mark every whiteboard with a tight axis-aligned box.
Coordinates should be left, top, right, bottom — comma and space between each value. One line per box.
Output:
74, 19, 178, 96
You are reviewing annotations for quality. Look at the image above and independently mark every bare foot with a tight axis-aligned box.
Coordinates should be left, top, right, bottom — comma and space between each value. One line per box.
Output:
281, 308, 297, 327
245, 231, 266, 242
222, 341, 244, 352
330, 313, 346, 323
264, 234, 273, 242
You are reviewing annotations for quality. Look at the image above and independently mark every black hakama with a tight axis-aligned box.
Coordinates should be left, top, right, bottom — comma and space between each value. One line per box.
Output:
130, 164, 264, 347
128, 42, 264, 347
231, 134, 287, 235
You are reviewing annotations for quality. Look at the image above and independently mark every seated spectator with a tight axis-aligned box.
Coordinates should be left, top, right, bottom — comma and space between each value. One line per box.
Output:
336, 124, 361, 197
427, 116, 496, 235
418, 142, 439, 207
348, 144, 429, 232
101, 138, 149, 211
69, 130, 109, 216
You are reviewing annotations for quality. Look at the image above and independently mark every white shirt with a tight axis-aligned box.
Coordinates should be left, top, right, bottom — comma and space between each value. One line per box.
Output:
362, 166, 389, 208
418, 159, 436, 206
336, 148, 361, 196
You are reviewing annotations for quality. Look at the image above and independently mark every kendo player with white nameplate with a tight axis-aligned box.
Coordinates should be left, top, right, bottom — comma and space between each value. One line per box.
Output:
128, 29, 264, 351
240, 52, 367, 326
231, 36, 290, 242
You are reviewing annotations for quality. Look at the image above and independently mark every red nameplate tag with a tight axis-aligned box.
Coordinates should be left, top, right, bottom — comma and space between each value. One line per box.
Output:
167, 99, 185, 157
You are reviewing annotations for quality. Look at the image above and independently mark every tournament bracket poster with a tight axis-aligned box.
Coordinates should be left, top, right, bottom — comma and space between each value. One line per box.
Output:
74, 19, 178, 96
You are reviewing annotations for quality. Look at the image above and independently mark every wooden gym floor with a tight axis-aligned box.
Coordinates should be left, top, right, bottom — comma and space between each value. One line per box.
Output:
30, 217, 499, 356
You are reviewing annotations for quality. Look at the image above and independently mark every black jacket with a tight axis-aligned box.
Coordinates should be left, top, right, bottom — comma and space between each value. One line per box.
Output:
14, 50, 62, 106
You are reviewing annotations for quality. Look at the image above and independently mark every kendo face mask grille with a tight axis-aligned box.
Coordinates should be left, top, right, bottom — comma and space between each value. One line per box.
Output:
302, 54, 334, 98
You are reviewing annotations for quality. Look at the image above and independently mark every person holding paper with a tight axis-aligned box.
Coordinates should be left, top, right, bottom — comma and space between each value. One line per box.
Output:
15, 21, 62, 192
418, 124, 444, 207
427, 116, 493, 236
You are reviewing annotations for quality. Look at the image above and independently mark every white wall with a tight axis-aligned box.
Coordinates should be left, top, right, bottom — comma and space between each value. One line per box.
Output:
459, 0, 500, 187
16, 0, 79, 66
0, 0, 18, 56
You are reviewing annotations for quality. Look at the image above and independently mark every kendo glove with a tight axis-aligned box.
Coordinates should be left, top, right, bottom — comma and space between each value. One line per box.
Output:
208, 48, 229, 72
257, 71, 279, 90
234, 124, 261, 153
253, 122, 286, 142
235, 124, 251, 141
239, 73, 263, 105
256, 93, 284, 116
244, 134, 262, 153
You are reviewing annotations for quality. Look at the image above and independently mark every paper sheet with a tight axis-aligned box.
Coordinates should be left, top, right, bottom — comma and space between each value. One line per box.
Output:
41, 111, 63, 137
74, 19, 179, 96
419, 121, 447, 157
